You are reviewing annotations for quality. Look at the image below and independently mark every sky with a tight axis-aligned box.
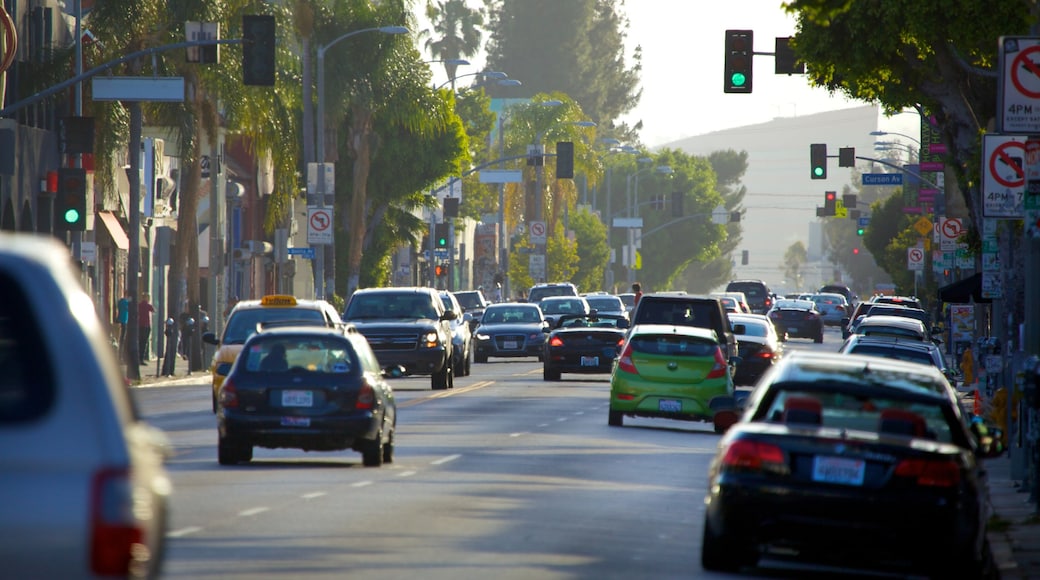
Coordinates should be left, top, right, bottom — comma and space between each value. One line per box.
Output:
417, 0, 902, 147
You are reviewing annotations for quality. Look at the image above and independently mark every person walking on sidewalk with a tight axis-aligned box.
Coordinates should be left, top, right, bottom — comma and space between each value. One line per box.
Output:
116, 291, 131, 362
138, 293, 155, 365
632, 282, 643, 307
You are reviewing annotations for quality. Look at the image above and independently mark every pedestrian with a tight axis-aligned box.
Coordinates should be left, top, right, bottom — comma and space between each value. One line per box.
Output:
632, 282, 643, 306
138, 293, 155, 365
116, 291, 131, 361
960, 345, 975, 386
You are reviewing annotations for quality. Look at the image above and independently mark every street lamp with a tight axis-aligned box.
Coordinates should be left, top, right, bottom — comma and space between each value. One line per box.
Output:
874, 140, 918, 162
313, 25, 409, 299
870, 129, 922, 147
625, 163, 673, 284
437, 70, 516, 91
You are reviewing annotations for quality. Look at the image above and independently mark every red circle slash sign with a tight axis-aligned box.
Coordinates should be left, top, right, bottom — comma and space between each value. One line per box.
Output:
310, 210, 330, 232
990, 141, 1026, 188
1012, 45, 1040, 99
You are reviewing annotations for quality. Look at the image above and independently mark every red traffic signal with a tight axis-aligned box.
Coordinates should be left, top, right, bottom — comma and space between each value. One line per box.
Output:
435, 265, 446, 277
852, 247, 860, 255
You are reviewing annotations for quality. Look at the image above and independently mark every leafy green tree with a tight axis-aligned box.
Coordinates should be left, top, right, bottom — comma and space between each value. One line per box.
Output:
482, 0, 641, 130
421, 0, 485, 88
782, 241, 808, 290
678, 150, 748, 292
546, 220, 578, 284
569, 208, 609, 292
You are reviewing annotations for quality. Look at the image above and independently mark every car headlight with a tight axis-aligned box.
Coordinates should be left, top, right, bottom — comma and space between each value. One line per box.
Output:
423, 331, 439, 348
476, 333, 490, 340
528, 333, 543, 341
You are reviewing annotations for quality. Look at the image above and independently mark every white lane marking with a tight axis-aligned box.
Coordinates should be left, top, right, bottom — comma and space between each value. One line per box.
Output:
431, 454, 461, 465
301, 491, 327, 500
397, 470, 417, 477
556, 417, 568, 422
509, 432, 527, 437
573, 411, 585, 415
167, 526, 202, 538
537, 423, 550, 427
351, 481, 373, 488
238, 507, 270, 517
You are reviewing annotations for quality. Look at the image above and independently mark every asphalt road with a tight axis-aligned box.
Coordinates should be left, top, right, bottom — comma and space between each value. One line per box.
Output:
135, 325, 904, 579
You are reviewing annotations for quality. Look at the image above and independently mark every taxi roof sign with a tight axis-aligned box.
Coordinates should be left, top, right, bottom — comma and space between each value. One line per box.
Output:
260, 294, 298, 306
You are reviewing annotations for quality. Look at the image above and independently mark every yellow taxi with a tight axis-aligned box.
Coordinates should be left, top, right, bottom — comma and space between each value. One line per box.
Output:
202, 295, 342, 412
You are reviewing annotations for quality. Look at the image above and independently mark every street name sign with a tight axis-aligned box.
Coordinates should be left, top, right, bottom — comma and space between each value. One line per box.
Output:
862, 173, 903, 186
92, 77, 186, 102
287, 247, 315, 259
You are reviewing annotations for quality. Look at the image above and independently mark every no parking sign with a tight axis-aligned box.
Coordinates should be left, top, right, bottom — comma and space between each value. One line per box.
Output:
998, 36, 1040, 133
982, 135, 1026, 218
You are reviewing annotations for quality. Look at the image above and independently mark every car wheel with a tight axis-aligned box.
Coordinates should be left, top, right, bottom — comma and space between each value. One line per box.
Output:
701, 514, 752, 572
361, 434, 384, 467
453, 353, 464, 378
432, 362, 450, 390
543, 365, 561, 381
475, 353, 488, 364
218, 435, 250, 465
465, 344, 473, 376
814, 330, 824, 343
608, 410, 624, 427
212, 392, 217, 414
382, 430, 395, 464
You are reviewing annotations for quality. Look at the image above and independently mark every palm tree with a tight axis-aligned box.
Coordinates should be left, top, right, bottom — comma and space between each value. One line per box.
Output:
421, 0, 485, 89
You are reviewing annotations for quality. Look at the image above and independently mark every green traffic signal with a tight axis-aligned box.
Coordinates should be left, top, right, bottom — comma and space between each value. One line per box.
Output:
437, 237, 447, 247
856, 227, 865, 236
730, 72, 746, 87
63, 208, 81, 224
813, 166, 824, 177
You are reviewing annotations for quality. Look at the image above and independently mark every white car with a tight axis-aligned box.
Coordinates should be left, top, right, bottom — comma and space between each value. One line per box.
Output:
0, 234, 171, 578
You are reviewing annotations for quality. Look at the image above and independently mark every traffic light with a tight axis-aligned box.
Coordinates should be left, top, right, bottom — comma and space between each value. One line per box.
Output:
810, 143, 827, 179
434, 222, 449, 248
838, 147, 856, 168
242, 15, 276, 86
443, 197, 459, 218
435, 264, 446, 278
555, 141, 574, 179
852, 247, 861, 255
823, 191, 836, 216
723, 30, 753, 93
856, 226, 865, 236
741, 249, 749, 265
55, 168, 87, 231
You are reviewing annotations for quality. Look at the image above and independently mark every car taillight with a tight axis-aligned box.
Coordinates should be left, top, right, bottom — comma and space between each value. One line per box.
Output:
706, 346, 728, 379
617, 343, 637, 374
91, 467, 147, 576
753, 351, 773, 359
219, 379, 239, 408
720, 440, 787, 473
549, 336, 564, 347
894, 458, 961, 487
764, 297, 773, 310
356, 382, 375, 410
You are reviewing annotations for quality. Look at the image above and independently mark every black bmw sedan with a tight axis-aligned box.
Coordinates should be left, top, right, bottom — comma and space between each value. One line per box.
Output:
542, 313, 629, 380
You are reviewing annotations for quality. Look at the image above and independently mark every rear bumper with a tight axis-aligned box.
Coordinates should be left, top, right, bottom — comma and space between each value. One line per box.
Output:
219, 411, 380, 450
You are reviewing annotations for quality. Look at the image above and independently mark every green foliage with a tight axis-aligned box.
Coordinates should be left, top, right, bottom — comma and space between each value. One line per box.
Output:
678, 150, 748, 292
508, 232, 534, 291
546, 220, 578, 284
782, 241, 808, 290
483, 0, 641, 127
569, 208, 609, 292
421, 0, 485, 84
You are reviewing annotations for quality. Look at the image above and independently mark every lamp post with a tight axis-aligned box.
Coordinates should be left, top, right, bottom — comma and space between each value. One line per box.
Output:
873, 140, 918, 163
625, 163, 673, 284
601, 143, 637, 291
436, 70, 516, 91
869, 129, 922, 147
313, 25, 408, 299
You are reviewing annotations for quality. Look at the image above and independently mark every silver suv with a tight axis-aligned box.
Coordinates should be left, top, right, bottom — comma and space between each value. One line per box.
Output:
0, 234, 171, 578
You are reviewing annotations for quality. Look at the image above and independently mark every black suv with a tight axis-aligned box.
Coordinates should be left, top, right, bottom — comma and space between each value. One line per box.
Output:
630, 292, 742, 361
725, 279, 774, 314
527, 282, 579, 306
342, 287, 456, 390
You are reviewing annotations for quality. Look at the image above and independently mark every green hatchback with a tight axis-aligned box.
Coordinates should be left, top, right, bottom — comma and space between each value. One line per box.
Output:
609, 324, 739, 433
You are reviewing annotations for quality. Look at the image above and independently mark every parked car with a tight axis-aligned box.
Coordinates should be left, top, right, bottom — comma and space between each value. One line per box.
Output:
838, 334, 958, 387
473, 302, 549, 362
630, 292, 742, 362
537, 295, 592, 328
542, 313, 629, 380
453, 289, 490, 331
0, 233, 171, 578
216, 324, 398, 467
767, 298, 824, 343
440, 291, 474, 377
203, 294, 343, 412
609, 324, 739, 432
342, 287, 456, 390
725, 279, 774, 314
701, 351, 999, 577
728, 313, 783, 386
527, 282, 579, 306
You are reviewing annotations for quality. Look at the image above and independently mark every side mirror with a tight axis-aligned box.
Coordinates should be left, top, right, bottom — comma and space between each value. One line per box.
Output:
202, 332, 219, 345
729, 355, 743, 367
589, 308, 598, 317
841, 317, 850, 327
463, 312, 473, 322
441, 310, 458, 321
731, 323, 746, 335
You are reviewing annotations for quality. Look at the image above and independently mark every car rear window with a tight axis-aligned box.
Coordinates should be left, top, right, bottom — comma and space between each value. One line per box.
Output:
586, 296, 623, 311
847, 345, 935, 367
241, 337, 358, 374
634, 300, 717, 327
0, 271, 54, 423
629, 334, 717, 356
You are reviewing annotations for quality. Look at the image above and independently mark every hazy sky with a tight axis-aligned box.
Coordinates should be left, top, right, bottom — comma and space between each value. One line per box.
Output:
418, 0, 890, 147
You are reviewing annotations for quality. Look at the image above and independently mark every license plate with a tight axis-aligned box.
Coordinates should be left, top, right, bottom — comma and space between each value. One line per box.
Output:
788, 326, 799, 333
581, 356, 599, 366
282, 390, 313, 407
812, 455, 865, 486
658, 399, 682, 412
503, 340, 518, 350
281, 416, 311, 427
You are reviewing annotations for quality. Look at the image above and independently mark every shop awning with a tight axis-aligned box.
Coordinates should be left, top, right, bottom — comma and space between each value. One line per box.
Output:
97, 211, 129, 250
938, 273, 991, 304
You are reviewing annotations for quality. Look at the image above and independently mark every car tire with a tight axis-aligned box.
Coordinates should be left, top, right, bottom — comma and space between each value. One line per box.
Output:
543, 366, 561, 381
463, 344, 473, 376
453, 353, 464, 378
475, 353, 488, 364
432, 362, 451, 390
218, 435, 250, 465
608, 410, 623, 427
361, 434, 384, 467
814, 330, 824, 343
212, 392, 217, 414
701, 514, 752, 572
382, 430, 395, 464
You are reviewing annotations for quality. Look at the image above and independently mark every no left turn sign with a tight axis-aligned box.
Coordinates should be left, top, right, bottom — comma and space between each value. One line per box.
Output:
1000, 36, 1040, 133
983, 134, 1027, 218
907, 247, 924, 271
307, 207, 333, 245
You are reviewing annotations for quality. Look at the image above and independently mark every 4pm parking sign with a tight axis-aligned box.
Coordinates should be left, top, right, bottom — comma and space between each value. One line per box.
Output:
999, 36, 1040, 133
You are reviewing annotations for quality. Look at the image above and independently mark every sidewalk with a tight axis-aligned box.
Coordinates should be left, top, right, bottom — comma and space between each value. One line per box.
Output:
986, 453, 1040, 579
126, 359, 209, 387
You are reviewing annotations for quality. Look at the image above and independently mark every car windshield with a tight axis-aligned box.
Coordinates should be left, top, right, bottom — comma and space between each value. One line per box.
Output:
345, 294, 437, 320
540, 299, 584, 314
586, 297, 623, 311
223, 309, 327, 344
481, 307, 540, 324
241, 337, 357, 374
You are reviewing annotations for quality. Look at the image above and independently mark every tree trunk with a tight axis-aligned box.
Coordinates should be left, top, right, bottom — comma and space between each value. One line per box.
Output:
345, 106, 374, 297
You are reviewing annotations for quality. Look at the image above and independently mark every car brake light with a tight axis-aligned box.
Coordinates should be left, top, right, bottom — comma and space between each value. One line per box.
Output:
706, 346, 728, 379
753, 351, 773, 359
549, 336, 564, 347
356, 382, 375, 410
894, 458, 961, 487
721, 440, 787, 473
219, 379, 239, 408
617, 343, 637, 374
91, 467, 147, 576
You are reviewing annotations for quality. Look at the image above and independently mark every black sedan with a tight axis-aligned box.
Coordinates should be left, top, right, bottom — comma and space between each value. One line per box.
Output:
701, 351, 1000, 578
216, 324, 398, 467
767, 298, 824, 343
473, 302, 549, 363
728, 313, 782, 386
542, 313, 629, 381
